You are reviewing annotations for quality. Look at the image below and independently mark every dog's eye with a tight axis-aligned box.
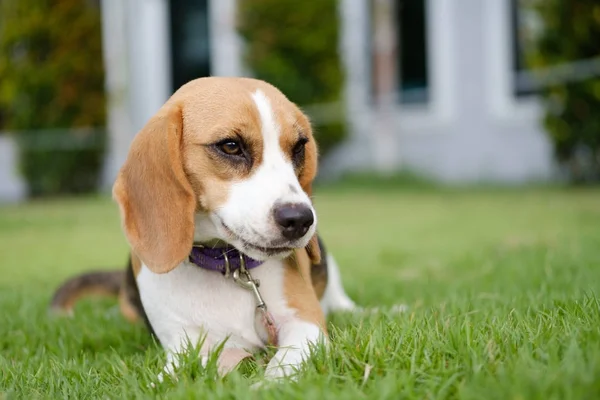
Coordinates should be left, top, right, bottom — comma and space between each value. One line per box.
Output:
293, 137, 308, 155
218, 140, 243, 156
292, 137, 308, 169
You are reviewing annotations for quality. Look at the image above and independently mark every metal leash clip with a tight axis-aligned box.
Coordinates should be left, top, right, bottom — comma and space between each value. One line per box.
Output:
232, 253, 265, 310
231, 253, 276, 329
222, 250, 231, 278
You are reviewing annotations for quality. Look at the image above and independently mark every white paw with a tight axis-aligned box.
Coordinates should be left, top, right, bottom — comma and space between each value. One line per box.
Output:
264, 363, 299, 381
249, 364, 298, 390
151, 358, 179, 387
263, 349, 304, 381
149, 371, 173, 389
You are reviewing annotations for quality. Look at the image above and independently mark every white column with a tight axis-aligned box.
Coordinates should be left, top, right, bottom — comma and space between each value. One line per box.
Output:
339, 0, 372, 140
0, 136, 26, 202
428, 0, 456, 123
209, 0, 243, 76
371, 0, 399, 172
126, 0, 172, 132
100, 0, 133, 189
101, 0, 172, 189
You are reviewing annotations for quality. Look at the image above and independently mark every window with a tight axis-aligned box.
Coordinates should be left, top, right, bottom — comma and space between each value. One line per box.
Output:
397, 0, 429, 104
370, 0, 429, 105
169, 0, 211, 92
510, 0, 542, 97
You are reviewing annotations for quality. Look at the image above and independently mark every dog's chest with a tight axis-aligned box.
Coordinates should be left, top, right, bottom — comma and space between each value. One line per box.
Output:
136, 260, 292, 351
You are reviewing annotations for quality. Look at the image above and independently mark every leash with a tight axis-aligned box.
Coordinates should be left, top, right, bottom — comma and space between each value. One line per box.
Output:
189, 244, 279, 346
230, 254, 279, 347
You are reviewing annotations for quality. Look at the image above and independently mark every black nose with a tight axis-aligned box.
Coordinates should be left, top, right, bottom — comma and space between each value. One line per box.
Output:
273, 203, 314, 240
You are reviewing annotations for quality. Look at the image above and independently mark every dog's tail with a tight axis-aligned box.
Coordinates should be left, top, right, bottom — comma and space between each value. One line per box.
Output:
49, 270, 124, 316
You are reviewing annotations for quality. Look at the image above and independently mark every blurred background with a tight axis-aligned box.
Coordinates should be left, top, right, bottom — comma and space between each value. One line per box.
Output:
2, 3, 600, 395
0, 0, 599, 200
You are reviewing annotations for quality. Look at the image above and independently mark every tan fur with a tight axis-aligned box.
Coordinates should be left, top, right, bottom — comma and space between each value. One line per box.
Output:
278, 115, 317, 198
118, 253, 142, 322
119, 287, 140, 323
284, 249, 327, 334
63, 287, 116, 311
113, 77, 318, 275
50, 270, 123, 315
52, 78, 331, 375
305, 235, 322, 265
311, 264, 328, 301
113, 104, 196, 274
131, 253, 142, 277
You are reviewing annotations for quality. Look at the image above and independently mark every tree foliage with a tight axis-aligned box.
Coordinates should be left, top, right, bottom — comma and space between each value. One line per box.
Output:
0, 0, 106, 196
237, 0, 346, 158
529, 0, 600, 182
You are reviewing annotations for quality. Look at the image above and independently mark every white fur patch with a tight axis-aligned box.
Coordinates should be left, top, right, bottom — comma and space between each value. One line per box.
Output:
209, 89, 316, 261
136, 89, 360, 384
265, 320, 323, 380
137, 243, 323, 380
320, 254, 357, 315
137, 260, 271, 355
251, 89, 280, 154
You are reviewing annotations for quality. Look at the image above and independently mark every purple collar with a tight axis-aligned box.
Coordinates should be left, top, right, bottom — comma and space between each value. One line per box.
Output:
188, 244, 263, 275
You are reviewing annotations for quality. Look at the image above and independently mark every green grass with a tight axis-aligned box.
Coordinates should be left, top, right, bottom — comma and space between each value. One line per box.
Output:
1, 183, 600, 399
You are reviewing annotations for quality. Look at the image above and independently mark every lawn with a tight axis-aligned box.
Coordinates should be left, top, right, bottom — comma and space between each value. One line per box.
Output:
1, 181, 600, 399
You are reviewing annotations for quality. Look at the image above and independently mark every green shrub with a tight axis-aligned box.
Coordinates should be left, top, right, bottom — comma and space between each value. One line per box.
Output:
528, 0, 600, 183
0, 0, 106, 196
237, 0, 346, 157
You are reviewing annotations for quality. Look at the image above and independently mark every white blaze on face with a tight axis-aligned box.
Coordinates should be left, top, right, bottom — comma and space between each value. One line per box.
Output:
210, 89, 316, 259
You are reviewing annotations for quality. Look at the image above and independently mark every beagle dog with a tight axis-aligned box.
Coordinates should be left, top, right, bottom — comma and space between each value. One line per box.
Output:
51, 77, 357, 381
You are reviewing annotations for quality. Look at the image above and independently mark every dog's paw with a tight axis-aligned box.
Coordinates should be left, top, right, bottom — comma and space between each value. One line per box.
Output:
264, 364, 299, 381
148, 372, 171, 389
217, 348, 253, 376
149, 358, 179, 388
261, 353, 302, 384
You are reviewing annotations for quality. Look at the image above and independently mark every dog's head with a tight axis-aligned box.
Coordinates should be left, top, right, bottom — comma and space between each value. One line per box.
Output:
113, 77, 320, 273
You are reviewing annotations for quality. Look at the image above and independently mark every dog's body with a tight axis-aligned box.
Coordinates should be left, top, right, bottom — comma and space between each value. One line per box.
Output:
51, 77, 356, 380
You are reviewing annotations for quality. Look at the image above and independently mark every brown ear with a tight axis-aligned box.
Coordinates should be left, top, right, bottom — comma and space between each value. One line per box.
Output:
305, 234, 321, 264
112, 104, 196, 273
301, 135, 320, 264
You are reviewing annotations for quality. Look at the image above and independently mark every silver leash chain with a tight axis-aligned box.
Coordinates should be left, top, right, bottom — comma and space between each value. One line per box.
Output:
227, 253, 275, 328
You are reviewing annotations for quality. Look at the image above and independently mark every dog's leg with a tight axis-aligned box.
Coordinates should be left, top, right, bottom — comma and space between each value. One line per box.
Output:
320, 254, 357, 315
262, 255, 328, 382
157, 329, 229, 380
157, 329, 252, 383
156, 329, 203, 383
264, 320, 324, 380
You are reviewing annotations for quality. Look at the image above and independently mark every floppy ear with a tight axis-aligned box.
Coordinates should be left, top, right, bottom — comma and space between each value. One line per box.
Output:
300, 131, 320, 264
112, 104, 196, 274
300, 136, 318, 197
301, 178, 322, 264
303, 180, 321, 265
305, 234, 322, 265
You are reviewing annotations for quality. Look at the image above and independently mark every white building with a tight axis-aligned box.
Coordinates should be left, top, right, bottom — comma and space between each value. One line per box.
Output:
0, 0, 556, 201
102, 0, 554, 187
330, 0, 554, 183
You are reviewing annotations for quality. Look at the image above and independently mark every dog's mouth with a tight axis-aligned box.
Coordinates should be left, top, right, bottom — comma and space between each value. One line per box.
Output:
217, 219, 295, 260
243, 241, 294, 257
